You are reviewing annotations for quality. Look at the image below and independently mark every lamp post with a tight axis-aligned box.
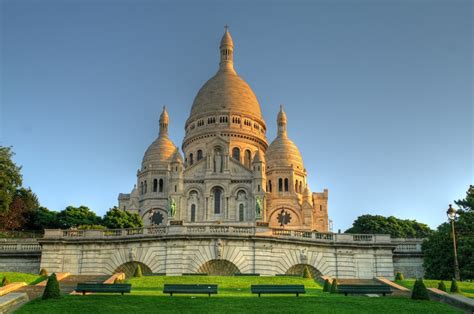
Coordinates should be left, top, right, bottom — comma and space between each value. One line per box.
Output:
446, 204, 461, 281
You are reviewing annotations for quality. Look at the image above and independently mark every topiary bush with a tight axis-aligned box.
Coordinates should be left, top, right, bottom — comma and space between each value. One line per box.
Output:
42, 273, 61, 300
1, 276, 10, 287
302, 266, 312, 279
113, 277, 125, 284
437, 281, 447, 292
450, 279, 460, 293
133, 264, 143, 277
411, 278, 430, 300
330, 279, 338, 294
394, 272, 404, 281
323, 279, 331, 292
39, 268, 48, 276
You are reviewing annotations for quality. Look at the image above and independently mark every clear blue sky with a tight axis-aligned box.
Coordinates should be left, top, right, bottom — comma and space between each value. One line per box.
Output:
1, 0, 472, 231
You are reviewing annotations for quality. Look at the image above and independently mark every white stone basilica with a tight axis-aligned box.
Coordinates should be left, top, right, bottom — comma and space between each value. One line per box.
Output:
118, 29, 329, 232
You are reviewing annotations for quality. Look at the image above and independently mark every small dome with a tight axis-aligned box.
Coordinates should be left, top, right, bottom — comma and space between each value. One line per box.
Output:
141, 136, 176, 169
253, 150, 265, 163
266, 136, 304, 170
220, 28, 233, 48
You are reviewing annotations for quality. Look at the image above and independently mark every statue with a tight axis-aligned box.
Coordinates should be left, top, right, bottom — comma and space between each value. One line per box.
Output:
215, 239, 223, 259
129, 247, 137, 261
213, 150, 223, 173
168, 197, 176, 218
255, 197, 262, 219
300, 248, 308, 264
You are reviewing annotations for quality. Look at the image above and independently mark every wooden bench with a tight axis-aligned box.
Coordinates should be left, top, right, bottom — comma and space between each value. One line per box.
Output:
275, 274, 301, 277
251, 285, 305, 297
234, 273, 260, 276
338, 284, 392, 296
182, 273, 207, 276
163, 284, 218, 296
75, 283, 131, 295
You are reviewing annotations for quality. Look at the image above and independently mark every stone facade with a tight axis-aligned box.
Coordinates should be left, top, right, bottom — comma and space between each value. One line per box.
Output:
118, 29, 328, 231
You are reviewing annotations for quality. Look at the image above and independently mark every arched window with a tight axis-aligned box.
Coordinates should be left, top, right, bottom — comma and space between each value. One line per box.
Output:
295, 181, 298, 193
140, 182, 144, 195
189, 153, 194, 165
278, 178, 283, 192
239, 204, 244, 222
213, 187, 223, 214
284, 178, 289, 192
268, 180, 272, 192
197, 150, 203, 161
244, 150, 251, 167
153, 179, 158, 192
144, 180, 148, 193
299, 181, 303, 193
232, 147, 240, 161
159, 179, 164, 193
174, 185, 177, 192
191, 204, 196, 222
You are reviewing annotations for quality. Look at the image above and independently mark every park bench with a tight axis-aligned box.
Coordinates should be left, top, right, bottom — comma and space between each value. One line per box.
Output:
251, 285, 305, 297
182, 273, 207, 276
234, 273, 260, 276
275, 274, 300, 277
75, 283, 131, 295
338, 284, 392, 296
144, 273, 166, 276
163, 284, 218, 296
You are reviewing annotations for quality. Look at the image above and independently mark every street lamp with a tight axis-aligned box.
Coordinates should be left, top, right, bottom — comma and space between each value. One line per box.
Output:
446, 204, 461, 281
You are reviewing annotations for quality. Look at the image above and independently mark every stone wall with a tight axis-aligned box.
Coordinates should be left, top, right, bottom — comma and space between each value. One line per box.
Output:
392, 238, 424, 278
0, 255, 40, 274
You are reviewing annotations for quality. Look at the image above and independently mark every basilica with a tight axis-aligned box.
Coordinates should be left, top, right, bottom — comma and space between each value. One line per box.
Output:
118, 29, 329, 232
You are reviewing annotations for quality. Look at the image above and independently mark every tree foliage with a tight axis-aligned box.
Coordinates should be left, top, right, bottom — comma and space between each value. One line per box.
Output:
450, 279, 460, 293
330, 279, 338, 293
411, 278, 429, 300
24, 206, 59, 230
134, 264, 143, 277
0, 187, 39, 230
323, 279, 331, 292
103, 206, 143, 229
42, 273, 61, 300
437, 281, 446, 292
0, 146, 22, 213
423, 186, 474, 280
57, 206, 101, 229
345, 214, 432, 238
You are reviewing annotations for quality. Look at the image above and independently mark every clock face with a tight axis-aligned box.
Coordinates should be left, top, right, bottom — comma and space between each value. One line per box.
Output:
150, 211, 164, 225
277, 209, 292, 227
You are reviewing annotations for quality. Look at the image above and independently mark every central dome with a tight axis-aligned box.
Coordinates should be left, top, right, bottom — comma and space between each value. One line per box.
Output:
187, 28, 263, 123
190, 70, 262, 119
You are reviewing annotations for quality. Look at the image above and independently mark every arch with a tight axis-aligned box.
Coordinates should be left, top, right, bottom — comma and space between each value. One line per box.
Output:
278, 178, 283, 192
190, 204, 196, 222
239, 204, 244, 221
244, 149, 251, 167
114, 261, 152, 278
212, 186, 223, 214
268, 207, 302, 228
153, 179, 158, 192
232, 147, 240, 161
268, 180, 272, 192
285, 264, 321, 278
299, 181, 303, 193
189, 153, 194, 165
197, 259, 240, 276
284, 178, 289, 192
197, 149, 203, 161
143, 208, 167, 226
159, 179, 164, 193
144, 180, 148, 193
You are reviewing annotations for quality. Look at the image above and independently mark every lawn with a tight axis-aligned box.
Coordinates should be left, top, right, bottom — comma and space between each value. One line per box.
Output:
396, 279, 474, 299
16, 276, 461, 313
0, 272, 46, 285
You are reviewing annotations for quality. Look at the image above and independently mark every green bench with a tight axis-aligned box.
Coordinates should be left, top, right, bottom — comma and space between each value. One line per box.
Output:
182, 273, 207, 276
275, 274, 301, 277
251, 285, 305, 297
75, 283, 131, 295
163, 284, 218, 296
234, 273, 260, 276
338, 284, 392, 296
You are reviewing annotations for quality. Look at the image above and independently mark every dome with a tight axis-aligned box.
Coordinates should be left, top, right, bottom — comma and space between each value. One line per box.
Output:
188, 28, 263, 122
266, 106, 305, 171
142, 107, 177, 168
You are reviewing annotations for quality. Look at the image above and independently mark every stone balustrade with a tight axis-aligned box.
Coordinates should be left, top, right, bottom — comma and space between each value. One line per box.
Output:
0, 239, 41, 253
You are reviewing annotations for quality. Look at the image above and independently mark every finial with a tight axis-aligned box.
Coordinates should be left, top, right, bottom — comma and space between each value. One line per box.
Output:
224, 24, 229, 32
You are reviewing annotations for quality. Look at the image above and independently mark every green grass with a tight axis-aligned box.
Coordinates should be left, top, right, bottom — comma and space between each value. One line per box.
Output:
0, 272, 46, 285
15, 276, 462, 313
396, 279, 474, 299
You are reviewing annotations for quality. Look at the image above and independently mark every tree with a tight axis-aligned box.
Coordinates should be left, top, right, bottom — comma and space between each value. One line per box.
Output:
450, 279, 460, 293
345, 215, 432, 238
0, 188, 39, 231
323, 279, 331, 292
330, 279, 338, 293
134, 264, 143, 277
42, 273, 61, 299
24, 206, 59, 230
302, 266, 312, 279
423, 186, 474, 280
57, 206, 101, 229
437, 281, 446, 292
0, 146, 22, 213
1, 276, 10, 287
103, 206, 143, 229
395, 272, 404, 281
411, 278, 429, 300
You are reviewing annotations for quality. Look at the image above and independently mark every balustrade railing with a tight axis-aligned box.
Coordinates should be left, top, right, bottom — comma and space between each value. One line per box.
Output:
0, 239, 41, 252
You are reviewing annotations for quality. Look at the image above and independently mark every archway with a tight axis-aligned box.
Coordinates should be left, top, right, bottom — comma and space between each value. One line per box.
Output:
114, 261, 152, 278
286, 264, 321, 278
197, 259, 240, 276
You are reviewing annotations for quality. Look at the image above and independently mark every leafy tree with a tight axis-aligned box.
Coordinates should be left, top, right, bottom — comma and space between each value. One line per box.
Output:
42, 273, 61, 299
0, 146, 22, 213
77, 224, 107, 230
423, 186, 474, 280
103, 206, 143, 229
411, 278, 429, 300
24, 206, 59, 230
437, 281, 446, 292
323, 279, 331, 292
450, 279, 460, 293
0, 188, 39, 230
302, 266, 312, 279
345, 215, 432, 238
134, 264, 143, 277
330, 279, 338, 293
395, 272, 404, 281
57, 206, 101, 229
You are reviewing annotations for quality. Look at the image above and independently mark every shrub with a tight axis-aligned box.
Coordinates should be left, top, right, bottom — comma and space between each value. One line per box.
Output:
1, 276, 10, 287
411, 278, 430, 300
39, 268, 48, 276
323, 279, 331, 292
114, 277, 125, 284
134, 264, 143, 277
302, 266, 312, 279
437, 281, 447, 292
42, 273, 61, 300
330, 279, 338, 294
450, 279, 460, 293
394, 272, 404, 281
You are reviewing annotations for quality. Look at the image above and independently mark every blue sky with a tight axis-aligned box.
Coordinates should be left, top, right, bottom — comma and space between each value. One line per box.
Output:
1, 0, 472, 231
